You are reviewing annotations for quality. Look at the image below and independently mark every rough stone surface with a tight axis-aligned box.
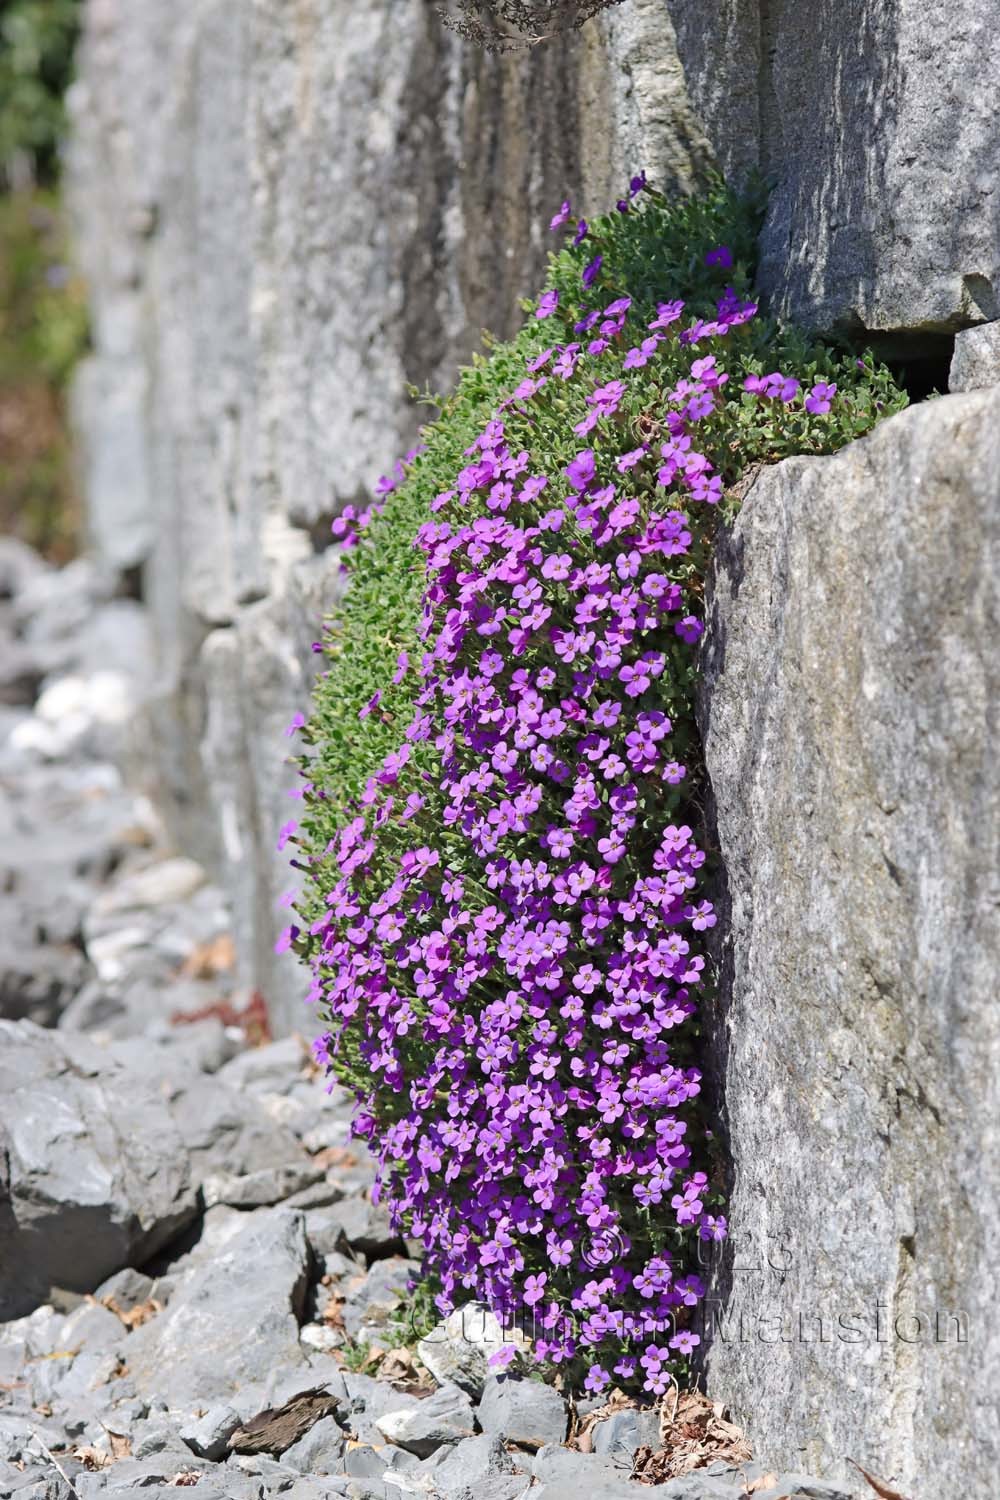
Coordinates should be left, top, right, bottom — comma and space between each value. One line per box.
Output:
699, 388, 1000, 1494
476, 1375, 567, 1449
592, 1406, 661, 1459
949, 320, 1000, 391
669, 0, 1000, 343
427, 1431, 524, 1493
375, 1382, 476, 1456
0, 1021, 197, 1318
417, 1305, 530, 1399
126, 1208, 310, 1408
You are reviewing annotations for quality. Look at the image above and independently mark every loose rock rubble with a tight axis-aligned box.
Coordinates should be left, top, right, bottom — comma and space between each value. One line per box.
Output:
0, 542, 858, 1498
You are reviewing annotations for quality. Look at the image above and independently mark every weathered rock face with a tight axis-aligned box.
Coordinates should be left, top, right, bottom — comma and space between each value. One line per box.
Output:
950, 319, 1000, 392
699, 388, 1000, 1493
668, 0, 1000, 346
0, 1020, 197, 1317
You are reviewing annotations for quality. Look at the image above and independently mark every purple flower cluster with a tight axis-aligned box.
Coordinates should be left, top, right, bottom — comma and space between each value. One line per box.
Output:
742, 372, 839, 415
293, 271, 794, 1393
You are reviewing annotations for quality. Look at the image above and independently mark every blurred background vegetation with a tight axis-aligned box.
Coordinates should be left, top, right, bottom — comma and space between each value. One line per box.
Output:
0, 0, 89, 560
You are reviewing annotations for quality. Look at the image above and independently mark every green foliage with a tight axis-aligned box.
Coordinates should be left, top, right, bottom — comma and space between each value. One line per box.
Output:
300, 179, 906, 832
0, 0, 80, 184
0, 188, 89, 556
289, 180, 908, 1391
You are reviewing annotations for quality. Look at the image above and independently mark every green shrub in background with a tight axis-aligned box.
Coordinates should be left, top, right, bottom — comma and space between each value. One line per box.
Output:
0, 189, 88, 557
0, 0, 87, 558
0, 0, 80, 186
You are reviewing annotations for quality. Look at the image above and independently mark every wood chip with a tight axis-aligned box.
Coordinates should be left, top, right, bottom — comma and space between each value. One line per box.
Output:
228, 1387, 341, 1455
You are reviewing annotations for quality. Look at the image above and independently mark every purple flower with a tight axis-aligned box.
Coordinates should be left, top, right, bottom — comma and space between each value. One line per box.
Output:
549, 199, 572, 230
524, 1272, 548, 1306
546, 828, 575, 859
670, 1330, 701, 1356
573, 219, 589, 247
582, 255, 603, 288
805, 380, 837, 414
649, 299, 684, 331
565, 449, 596, 492
705, 245, 733, 269
623, 335, 661, 370
489, 1344, 518, 1370
274, 924, 298, 955
536, 290, 560, 320
770, 373, 801, 403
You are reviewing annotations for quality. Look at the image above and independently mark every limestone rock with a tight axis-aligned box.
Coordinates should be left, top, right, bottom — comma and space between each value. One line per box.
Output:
427, 1431, 524, 1493
126, 1208, 311, 1408
376, 1381, 476, 1456
699, 388, 1000, 1494
591, 1406, 661, 1459
476, 1375, 567, 1449
669, 0, 1000, 342
950, 320, 1000, 392
179, 1404, 240, 1460
0, 1020, 198, 1319
417, 1303, 529, 1398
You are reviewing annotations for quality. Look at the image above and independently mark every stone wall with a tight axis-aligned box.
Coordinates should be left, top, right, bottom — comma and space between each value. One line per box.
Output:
699, 387, 999, 1492
67, 0, 999, 1032
66, 0, 715, 1032
66, 8, 999, 1484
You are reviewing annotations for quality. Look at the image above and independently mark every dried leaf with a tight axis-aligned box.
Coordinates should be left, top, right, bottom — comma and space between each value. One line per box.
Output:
180, 933, 236, 979
106, 1430, 132, 1461
322, 1293, 346, 1331
170, 1471, 202, 1487
312, 1145, 359, 1170
101, 1293, 161, 1330
74, 1446, 111, 1471
171, 989, 272, 1046
631, 1389, 752, 1483
745, 1474, 780, 1494
845, 1458, 913, 1500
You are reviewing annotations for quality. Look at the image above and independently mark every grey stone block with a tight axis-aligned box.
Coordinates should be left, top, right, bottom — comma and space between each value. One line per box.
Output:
476, 1375, 568, 1449
0, 1020, 198, 1318
375, 1381, 476, 1456
125, 1208, 310, 1408
950, 321, 1000, 392
700, 388, 1000, 1492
